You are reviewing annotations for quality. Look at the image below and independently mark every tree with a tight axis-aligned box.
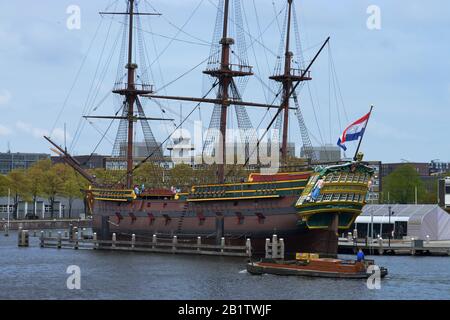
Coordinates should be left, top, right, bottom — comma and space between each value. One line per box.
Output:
134, 162, 164, 188
382, 164, 428, 204
41, 163, 65, 219
5, 169, 31, 219
27, 159, 51, 218
169, 164, 194, 191
61, 167, 86, 218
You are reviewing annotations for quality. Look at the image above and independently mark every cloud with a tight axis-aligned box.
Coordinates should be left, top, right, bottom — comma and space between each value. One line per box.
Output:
0, 90, 12, 106
15, 121, 70, 144
0, 124, 11, 136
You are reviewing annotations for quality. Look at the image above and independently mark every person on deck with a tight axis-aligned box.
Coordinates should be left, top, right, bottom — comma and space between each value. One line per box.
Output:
356, 248, 365, 262
311, 176, 325, 201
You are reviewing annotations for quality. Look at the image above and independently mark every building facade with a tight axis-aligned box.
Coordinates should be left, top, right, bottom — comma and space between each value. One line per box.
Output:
0, 152, 50, 174
301, 145, 341, 162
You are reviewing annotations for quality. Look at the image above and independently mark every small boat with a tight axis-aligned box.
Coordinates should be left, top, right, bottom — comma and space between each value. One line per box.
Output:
247, 257, 388, 279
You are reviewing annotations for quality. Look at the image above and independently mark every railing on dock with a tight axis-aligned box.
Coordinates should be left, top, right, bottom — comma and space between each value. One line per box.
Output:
34, 231, 252, 258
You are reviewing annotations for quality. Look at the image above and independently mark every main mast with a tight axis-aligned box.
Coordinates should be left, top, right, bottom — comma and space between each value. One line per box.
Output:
270, 0, 311, 163
203, 0, 253, 183
126, 0, 137, 188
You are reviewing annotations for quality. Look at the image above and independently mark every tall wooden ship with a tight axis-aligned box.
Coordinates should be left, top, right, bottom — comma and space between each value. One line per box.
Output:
46, 0, 374, 256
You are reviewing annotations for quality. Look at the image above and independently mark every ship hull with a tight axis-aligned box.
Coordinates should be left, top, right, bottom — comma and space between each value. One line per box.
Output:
91, 195, 339, 256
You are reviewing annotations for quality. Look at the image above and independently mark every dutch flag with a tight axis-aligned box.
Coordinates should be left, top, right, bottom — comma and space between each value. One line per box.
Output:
337, 110, 372, 151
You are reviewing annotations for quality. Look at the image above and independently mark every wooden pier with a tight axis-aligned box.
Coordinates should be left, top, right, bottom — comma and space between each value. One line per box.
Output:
19, 229, 252, 258
339, 237, 450, 256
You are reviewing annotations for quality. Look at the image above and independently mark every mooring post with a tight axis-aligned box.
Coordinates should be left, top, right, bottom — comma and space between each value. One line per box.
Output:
265, 238, 270, 259
152, 234, 157, 249
197, 236, 201, 252
74, 232, 79, 250
80, 228, 84, 239
57, 231, 62, 249
17, 228, 23, 245
279, 238, 285, 260
4, 224, 8, 237
20, 230, 29, 247
378, 236, 384, 255
33, 230, 37, 237
112, 233, 116, 248
172, 236, 177, 251
426, 235, 430, 244
93, 232, 97, 250
40, 231, 44, 248
48, 230, 52, 238
411, 237, 415, 255
68, 223, 73, 241
131, 234, 136, 249
246, 238, 252, 258
272, 234, 278, 259
220, 237, 225, 253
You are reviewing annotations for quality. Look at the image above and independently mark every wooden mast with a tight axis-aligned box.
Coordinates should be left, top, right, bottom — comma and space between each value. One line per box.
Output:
125, 0, 136, 189
281, 0, 293, 163
217, 0, 231, 184
269, 0, 312, 163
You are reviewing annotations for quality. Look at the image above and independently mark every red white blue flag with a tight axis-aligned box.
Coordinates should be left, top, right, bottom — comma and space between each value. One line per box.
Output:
337, 111, 371, 151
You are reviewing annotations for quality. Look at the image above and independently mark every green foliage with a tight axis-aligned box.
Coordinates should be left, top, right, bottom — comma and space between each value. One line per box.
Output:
382, 164, 433, 204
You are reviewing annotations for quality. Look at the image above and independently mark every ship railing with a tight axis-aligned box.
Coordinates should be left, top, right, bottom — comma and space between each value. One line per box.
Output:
113, 82, 154, 92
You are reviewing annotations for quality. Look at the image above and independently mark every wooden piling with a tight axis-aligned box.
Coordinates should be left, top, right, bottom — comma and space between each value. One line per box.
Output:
265, 238, 270, 258
74, 232, 79, 250
40, 231, 44, 248
112, 233, 116, 248
93, 232, 97, 249
152, 234, 157, 249
172, 236, 177, 251
279, 238, 285, 259
221, 237, 225, 253
272, 234, 278, 259
57, 232, 62, 249
246, 238, 252, 257
197, 236, 201, 252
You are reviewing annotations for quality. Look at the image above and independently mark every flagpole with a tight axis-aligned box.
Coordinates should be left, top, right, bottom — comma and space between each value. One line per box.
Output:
353, 105, 374, 161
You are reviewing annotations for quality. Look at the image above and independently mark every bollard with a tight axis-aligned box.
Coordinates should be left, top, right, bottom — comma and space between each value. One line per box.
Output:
68, 224, 73, 241
57, 232, 62, 249
48, 230, 52, 238
74, 232, 79, 250
131, 234, 136, 249
272, 234, 278, 259
152, 234, 157, 249
246, 238, 252, 258
172, 236, 177, 251
17, 228, 22, 246
378, 237, 384, 255
33, 230, 37, 237
64, 230, 68, 238
93, 232, 97, 250
347, 232, 352, 242
220, 237, 225, 253
80, 228, 84, 239
40, 231, 45, 248
197, 236, 201, 252
265, 238, 271, 259
4, 224, 9, 237
411, 237, 415, 255
279, 238, 285, 260
426, 235, 430, 244
112, 233, 116, 248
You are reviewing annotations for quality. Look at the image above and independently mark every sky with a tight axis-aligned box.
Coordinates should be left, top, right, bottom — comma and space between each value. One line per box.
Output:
0, 0, 449, 163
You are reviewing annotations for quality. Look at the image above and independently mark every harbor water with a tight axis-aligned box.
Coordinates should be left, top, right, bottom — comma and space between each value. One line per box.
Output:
1, 231, 450, 300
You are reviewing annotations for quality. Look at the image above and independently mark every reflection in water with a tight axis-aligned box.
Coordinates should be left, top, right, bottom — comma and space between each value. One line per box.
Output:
1, 231, 450, 300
